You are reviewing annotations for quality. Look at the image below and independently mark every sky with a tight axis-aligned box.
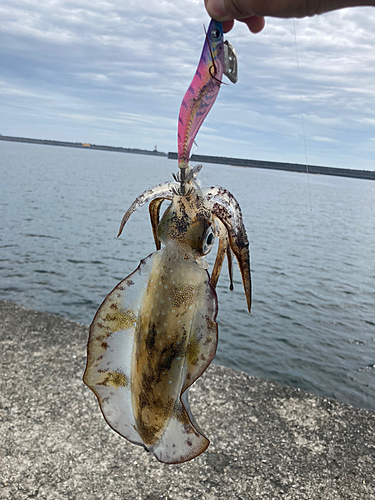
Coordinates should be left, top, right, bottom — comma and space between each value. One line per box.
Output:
1, 0, 375, 170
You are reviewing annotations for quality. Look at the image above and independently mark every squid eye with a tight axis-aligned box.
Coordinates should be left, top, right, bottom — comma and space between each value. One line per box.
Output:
211, 29, 221, 40
203, 226, 215, 255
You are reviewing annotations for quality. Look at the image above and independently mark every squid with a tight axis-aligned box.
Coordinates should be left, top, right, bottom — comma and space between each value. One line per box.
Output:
84, 20, 251, 464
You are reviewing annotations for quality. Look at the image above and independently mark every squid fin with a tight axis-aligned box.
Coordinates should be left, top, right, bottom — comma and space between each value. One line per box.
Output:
83, 254, 154, 446
151, 390, 209, 464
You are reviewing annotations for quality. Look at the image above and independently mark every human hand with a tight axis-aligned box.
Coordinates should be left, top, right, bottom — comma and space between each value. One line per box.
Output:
204, 0, 375, 33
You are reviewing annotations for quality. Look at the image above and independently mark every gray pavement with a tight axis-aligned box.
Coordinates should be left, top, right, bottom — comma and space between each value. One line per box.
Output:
1, 300, 374, 500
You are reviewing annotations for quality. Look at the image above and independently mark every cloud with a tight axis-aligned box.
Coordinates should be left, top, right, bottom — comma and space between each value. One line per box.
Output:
0, 1, 375, 169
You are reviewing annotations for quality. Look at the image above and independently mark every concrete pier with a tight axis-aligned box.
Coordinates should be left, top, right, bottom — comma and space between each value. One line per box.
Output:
1, 300, 374, 500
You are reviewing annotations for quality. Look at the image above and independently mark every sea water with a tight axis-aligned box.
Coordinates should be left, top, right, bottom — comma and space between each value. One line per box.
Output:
1, 140, 374, 411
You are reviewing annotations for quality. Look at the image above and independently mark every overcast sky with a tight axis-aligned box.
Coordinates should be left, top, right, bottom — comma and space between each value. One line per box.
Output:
1, 0, 375, 170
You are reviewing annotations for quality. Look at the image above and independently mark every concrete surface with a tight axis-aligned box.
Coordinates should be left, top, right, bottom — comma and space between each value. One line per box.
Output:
0, 299, 374, 500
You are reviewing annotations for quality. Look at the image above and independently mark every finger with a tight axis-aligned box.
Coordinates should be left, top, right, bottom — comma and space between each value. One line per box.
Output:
222, 19, 235, 33
242, 15, 265, 33
204, 0, 316, 20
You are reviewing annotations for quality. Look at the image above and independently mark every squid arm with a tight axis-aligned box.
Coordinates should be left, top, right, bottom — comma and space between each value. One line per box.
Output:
149, 198, 165, 251
117, 182, 175, 237
210, 217, 234, 291
202, 186, 251, 312
227, 245, 234, 291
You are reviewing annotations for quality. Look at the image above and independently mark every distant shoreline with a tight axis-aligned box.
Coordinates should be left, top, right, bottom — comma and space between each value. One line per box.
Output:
0, 135, 166, 157
1, 134, 374, 180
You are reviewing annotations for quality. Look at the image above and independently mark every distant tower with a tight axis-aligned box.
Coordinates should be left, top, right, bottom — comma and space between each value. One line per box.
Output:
154, 145, 158, 152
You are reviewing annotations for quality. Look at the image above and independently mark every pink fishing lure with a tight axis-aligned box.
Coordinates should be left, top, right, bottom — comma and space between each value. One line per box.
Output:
178, 20, 226, 167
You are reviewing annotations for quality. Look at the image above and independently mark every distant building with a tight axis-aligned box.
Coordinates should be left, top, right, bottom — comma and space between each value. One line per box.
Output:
82, 143, 91, 147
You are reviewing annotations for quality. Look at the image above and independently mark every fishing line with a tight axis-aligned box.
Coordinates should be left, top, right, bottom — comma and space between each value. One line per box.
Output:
293, 19, 319, 297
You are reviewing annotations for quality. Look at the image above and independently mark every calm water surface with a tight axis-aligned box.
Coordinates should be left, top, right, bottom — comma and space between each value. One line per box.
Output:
1, 141, 374, 411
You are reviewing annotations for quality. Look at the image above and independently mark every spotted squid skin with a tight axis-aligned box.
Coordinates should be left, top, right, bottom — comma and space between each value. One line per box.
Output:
157, 190, 215, 258
132, 243, 218, 461
84, 242, 218, 464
